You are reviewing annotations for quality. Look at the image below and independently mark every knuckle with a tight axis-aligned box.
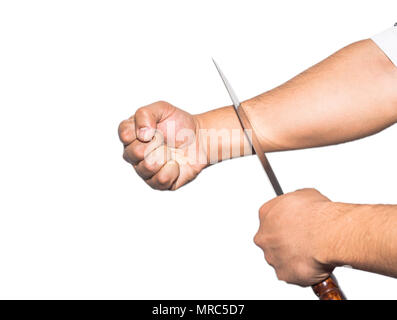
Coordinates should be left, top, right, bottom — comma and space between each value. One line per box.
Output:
259, 202, 267, 212
135, 106, 149, 118
253, 234, 261, 246
296, 188, 316, 195
156, 100, 169, 107
132, 143, 145, 160
264, 254, 273, 267
156, 173, 170, 186
141, 159, 156, 172
276, 270, 286, 282
118, 120, 131, 143
122, 151, 130, 163
258, 201, 273, 219
259, 208, 270, 221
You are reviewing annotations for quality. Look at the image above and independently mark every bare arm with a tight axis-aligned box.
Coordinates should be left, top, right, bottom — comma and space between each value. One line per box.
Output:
243, 39, 397, 151
254, 189, 397, 286
197, 39, 397, 156
118, 36, 397, 285
328, 202, 397, 279
199, 40, 397, 283
119, 39, 397, 190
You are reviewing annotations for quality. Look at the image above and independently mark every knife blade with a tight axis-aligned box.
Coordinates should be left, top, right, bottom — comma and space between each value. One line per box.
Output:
212, 59, 283, 196
212, 59, 346, 300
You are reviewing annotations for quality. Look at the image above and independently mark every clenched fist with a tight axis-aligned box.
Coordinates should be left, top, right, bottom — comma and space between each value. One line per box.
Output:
254, 189, 337, 287
118, 101, 208, 190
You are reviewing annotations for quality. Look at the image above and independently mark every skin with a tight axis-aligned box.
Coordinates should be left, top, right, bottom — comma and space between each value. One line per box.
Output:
118, 39, 397, 286
119, 103, 207, 190
256, 189, 397, 286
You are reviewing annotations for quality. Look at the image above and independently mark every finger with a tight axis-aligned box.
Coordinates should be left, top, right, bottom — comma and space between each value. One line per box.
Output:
118, 117, 136, 146
134, 101, 171, 142
124, 131, 163, 165
258, 195, 285, 220
146, 160, 179, 190
264, 253, 275, 268
135, 145, 171, 180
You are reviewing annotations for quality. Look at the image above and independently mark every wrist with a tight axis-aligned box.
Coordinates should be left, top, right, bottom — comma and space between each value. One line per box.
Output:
316, 202, 372, 269
312, 201, 356, 267
194, 106, 251, 165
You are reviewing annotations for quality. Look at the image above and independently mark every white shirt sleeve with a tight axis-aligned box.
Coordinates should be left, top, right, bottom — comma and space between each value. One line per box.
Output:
372, 24, 397, 67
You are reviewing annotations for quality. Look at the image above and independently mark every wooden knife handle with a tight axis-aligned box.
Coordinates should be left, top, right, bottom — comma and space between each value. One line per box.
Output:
311, 274, 346, 300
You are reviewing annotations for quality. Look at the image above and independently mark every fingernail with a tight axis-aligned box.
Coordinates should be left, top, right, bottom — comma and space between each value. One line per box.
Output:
138, 127, 155, 141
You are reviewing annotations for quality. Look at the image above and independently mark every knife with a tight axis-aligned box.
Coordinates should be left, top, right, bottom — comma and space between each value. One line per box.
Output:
212, 59, 346, 300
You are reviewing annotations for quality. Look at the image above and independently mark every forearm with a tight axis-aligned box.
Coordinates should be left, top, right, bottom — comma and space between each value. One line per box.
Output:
197, 39, 397, 163
243, 39, 397, 152
243, 40, 397, 151
322, 202, 397, 278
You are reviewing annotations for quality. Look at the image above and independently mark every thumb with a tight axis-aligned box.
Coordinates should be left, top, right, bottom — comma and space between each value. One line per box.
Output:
134, 101, 169, 142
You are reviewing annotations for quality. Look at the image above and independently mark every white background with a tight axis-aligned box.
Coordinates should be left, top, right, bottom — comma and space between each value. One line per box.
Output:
0, 0, 396, 299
